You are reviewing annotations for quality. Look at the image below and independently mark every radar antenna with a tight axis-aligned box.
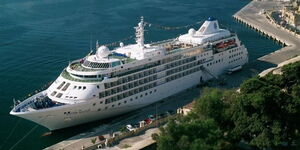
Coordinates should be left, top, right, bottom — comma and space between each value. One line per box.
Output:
96, 40, 99, 49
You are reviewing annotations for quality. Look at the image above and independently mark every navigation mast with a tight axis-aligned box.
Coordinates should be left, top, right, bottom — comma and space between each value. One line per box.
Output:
135, 16, 145, 48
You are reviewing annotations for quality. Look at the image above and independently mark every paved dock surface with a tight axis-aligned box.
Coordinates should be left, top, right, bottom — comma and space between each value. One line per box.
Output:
106, 128, 159, 150
234, 0, 300, 64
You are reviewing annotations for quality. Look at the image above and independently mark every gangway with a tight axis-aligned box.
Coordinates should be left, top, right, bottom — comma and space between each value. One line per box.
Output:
200, 66, 219, 80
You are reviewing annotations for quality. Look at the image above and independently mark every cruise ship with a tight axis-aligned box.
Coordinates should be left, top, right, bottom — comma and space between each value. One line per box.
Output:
10, 17, 248, 130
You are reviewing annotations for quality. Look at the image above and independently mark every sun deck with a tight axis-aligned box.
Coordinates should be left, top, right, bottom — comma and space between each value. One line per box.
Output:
12, 92, 65, 113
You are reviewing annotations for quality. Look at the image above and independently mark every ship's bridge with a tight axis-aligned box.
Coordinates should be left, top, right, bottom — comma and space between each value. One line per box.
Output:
178, 17, 231, 45
60, 46, 130, 84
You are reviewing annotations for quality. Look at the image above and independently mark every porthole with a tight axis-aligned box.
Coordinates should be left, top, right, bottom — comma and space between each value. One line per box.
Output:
118, 103, 121, 105
100, 101, 103, 104
98, 108, 101, 111
105, 107, 108, 110
130, 98, 133, 101
93, 103, 96, 106
124, 101, 127, 104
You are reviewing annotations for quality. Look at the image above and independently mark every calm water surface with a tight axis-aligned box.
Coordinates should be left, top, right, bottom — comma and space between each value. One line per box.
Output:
0, 0, 281, 149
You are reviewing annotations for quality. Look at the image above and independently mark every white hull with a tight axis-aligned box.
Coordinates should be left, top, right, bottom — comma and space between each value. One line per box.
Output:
11, 48, 247, 130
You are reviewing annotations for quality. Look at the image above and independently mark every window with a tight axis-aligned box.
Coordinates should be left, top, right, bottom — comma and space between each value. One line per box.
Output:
130, 98, 133, 101
135, 96, 138, 99
78, 86, 82, 89
118, 103, 121, 105
129, 91, 133, 96
100, 101, 103, 104
105, 107, 108, 110
139, 87, 143, 92
112, 104, 115, 108
74, 86, 77, 89
128, 76, 133, 81
124, 101, 127, 104
93, 103, 96, 106
99, 92, 105, 98
56, 93, 63, 98
98, 108, 101, 111
97, 85, 100, 89
51, 91, 57, 96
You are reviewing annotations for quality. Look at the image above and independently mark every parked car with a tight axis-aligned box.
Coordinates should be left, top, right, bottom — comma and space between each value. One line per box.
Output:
132, 123, 140, 128
98, 135, 106, 142
126, 124, 135, 132
158, 113, 166, 119
166, 110, 175, 116
144, 118, 152, 124
148, 114, 156, 121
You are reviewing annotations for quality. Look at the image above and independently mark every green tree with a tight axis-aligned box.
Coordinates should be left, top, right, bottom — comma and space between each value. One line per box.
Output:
156, 118, 225, 150
156, 61, 300, 150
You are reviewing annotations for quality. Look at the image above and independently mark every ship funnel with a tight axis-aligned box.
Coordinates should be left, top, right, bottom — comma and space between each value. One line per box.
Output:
197, 17, 220, 35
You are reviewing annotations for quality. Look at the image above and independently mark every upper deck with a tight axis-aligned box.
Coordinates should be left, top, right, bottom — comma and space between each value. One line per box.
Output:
60, 17, 240, 83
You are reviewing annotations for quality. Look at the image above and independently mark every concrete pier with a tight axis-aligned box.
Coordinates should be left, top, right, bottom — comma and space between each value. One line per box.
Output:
233, 0, 300, 65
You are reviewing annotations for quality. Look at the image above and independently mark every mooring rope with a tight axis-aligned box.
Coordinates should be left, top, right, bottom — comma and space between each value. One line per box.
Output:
8, 125, 39, 150
144, 21, 203, 30
0, 119, 21, 150
104, 35, 135, 47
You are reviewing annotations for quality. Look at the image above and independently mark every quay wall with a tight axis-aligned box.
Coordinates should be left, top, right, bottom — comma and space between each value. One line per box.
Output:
233, 15, 288, 47
233, 0, 300, 65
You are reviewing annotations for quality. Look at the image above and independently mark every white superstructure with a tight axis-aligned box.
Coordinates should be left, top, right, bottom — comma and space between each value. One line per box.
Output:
10, 17, 248, 130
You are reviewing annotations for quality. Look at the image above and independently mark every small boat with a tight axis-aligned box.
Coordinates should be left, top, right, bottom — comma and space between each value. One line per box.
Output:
227, 65, 242, 74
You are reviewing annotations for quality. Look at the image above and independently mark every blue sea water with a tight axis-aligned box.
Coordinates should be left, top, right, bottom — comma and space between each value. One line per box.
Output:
0, 0, 281, 149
